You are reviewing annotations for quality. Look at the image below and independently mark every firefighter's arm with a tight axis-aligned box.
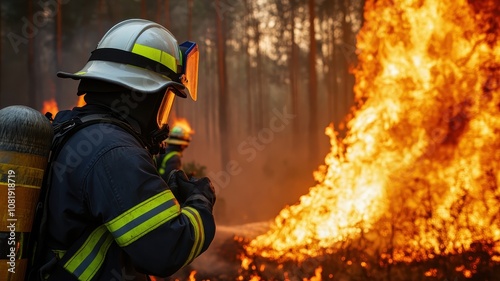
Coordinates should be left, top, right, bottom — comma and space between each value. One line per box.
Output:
167, 169, 216, 208
86, 145, 216, 277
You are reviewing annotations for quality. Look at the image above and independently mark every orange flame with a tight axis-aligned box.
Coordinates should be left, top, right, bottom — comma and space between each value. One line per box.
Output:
188, 270, 197, 281
305, 267, 322, 281
245, 0, 500, 272
77, 95, 86, 107
41, 96, 86, 116
41, 98, 59, 116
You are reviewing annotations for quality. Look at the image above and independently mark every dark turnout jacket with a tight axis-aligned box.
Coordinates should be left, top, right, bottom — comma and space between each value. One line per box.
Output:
40, 107, 215, 280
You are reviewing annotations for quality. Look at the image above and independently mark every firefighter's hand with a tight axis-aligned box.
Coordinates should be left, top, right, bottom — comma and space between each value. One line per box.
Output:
167, 169, 192, 203
167, 169, 216, 210
187, 176, 216, 210
168, 170, 215, 210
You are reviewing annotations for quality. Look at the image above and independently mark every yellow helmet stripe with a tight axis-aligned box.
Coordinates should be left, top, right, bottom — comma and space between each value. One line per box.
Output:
132, 43, 178, 73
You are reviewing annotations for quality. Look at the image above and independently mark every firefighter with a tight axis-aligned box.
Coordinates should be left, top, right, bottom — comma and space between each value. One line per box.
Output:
157, 125, 191, 182
29, 19, 216, 280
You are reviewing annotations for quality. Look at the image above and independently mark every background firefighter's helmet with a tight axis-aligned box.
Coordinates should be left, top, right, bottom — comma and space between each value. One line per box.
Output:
56, 18, 192, 99
165, 125, 192, 146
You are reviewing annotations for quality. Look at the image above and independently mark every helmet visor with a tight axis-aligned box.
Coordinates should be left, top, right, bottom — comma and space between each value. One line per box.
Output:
157, 89, 176, 128
180, 41, 199, 101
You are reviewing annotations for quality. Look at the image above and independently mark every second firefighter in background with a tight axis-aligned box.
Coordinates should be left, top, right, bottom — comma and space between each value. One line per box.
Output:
157, 125, 191, 181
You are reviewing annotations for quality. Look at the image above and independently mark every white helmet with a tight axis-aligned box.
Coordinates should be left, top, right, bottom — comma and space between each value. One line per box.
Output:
57, 19, 198, 101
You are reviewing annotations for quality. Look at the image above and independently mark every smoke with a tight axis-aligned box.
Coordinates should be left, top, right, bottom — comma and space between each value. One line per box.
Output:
184, 113, 330, 225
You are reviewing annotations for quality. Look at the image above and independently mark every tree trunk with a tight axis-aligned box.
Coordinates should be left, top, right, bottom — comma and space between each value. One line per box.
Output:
187, 0, 194, 40
202, 45, 213, 147
308, 0, 318, 162
28, 0, 37, 109
334, 0, 348, 135
107, 0, 122, 22
98, 0, 105, 35
215, 0, 229, 166
340, 0, 356, 136
244, 0, 253, 134
343, 0, 352, 122
173, 0, 194, 118
290, 0, 300, 145
322, 0, 335, 122
141, 0, 147, 19
253, 11, 264, 131
56, 0, 63, 106
30, 1, 58, 111
209, 46, 218, 149
156, 0, 161, 24
164, 0, 170, 29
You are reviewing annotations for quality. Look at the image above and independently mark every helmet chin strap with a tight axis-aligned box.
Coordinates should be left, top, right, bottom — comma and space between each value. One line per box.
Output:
148, 124, 170, 155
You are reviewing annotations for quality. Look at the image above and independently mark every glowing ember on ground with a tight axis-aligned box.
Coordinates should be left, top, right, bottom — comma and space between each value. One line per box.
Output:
189, 270, 197, 281
243, 0, 500, 279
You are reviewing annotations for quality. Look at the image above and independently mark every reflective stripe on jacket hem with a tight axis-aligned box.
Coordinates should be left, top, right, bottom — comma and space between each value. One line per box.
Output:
63, 190, 180, 280
63, 225, 114, 281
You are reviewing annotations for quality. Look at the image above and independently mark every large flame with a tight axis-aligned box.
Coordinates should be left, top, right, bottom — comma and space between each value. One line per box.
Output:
246, 0, 500, 268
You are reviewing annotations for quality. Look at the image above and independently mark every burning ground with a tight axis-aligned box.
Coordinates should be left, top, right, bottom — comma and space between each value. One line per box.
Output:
168, 0, 500, 280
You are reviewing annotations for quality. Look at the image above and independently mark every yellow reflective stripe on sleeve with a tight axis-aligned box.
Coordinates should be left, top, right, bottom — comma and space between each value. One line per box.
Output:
158, 151, 181, 175
105, 190, 180, 247
64, 225, 114, 281
132, 43, 178, 73
181, 207, 205, 266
